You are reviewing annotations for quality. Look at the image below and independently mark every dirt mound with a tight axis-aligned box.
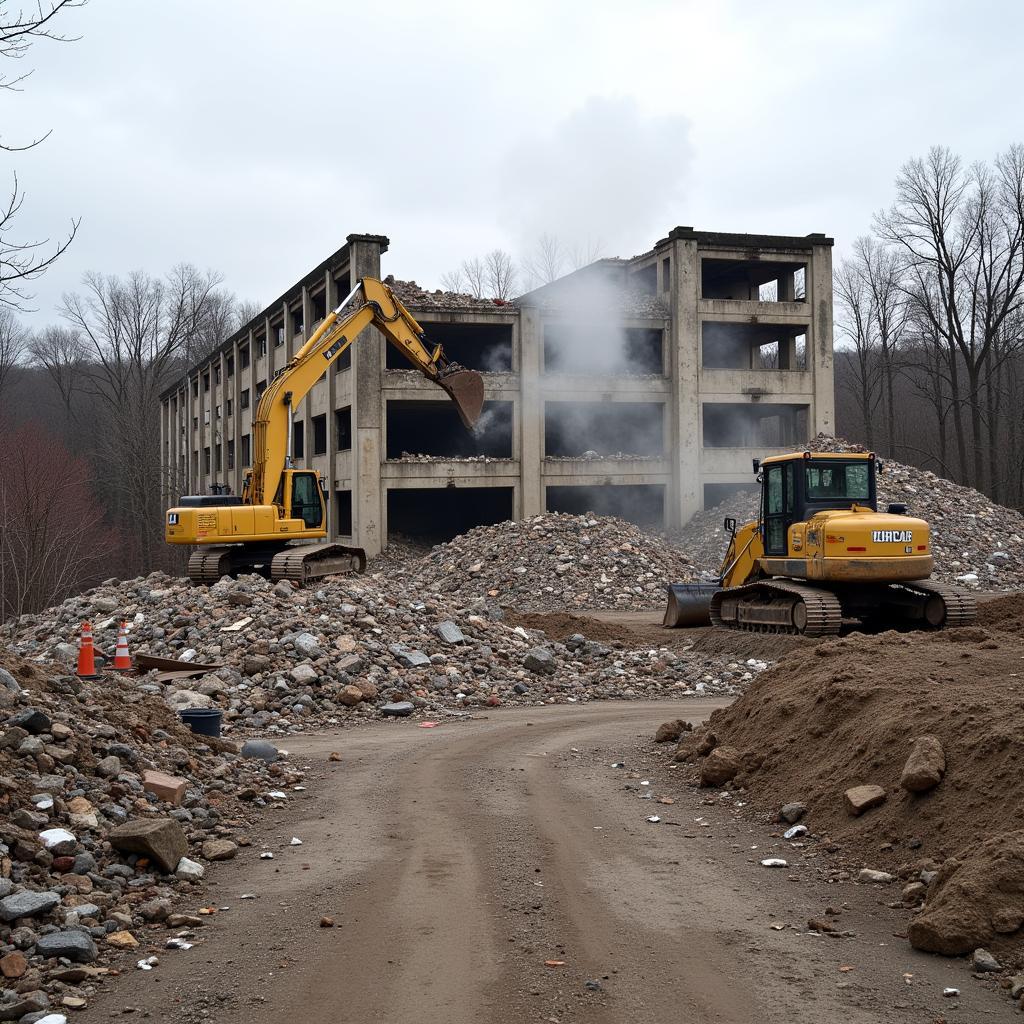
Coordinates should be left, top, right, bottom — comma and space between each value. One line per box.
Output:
978, 591, 1024, 633
671, 622, 1024, 954
674, 433, 1024, 590
403, 512, 695, 611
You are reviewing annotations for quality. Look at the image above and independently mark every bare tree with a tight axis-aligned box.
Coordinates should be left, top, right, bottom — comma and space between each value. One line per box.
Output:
521, 234, 565, 291
439, 269, 466, 294
0, 305, 25, 399
460, 257, 486, 299
0, 1, 86, 309
485, 248, 517, 301
568, 238, 605, 270
834, 256, 881, 449
61, 264, 223, 569
28, 323, 83, 418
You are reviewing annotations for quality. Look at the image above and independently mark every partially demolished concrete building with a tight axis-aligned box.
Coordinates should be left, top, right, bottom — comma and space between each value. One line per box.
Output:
159, 227, 835, 556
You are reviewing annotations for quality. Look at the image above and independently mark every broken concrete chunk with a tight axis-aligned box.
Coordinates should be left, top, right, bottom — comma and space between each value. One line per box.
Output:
389, 644, 431, 668
523, 647, 556, 674
0, 889, 60, 922
843, 784, 886, 817
289, 664, 319, 685
381, 701, 414, 717
857, 868, 894, 884
6, 707, 51, 734
240, 739, 279, 763
436, 621, 465, 645
201, 838, 238, 861
779, 802, 807, 824
175, 857, 205, 882
108, 817, 187, 874
971, 947, 1002, 973
900, 735, 945, 793
654, 719, 690, 743
142, 770, 188, 806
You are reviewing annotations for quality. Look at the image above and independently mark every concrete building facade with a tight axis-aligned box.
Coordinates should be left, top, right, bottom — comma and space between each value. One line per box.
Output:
160, 227, 835, 557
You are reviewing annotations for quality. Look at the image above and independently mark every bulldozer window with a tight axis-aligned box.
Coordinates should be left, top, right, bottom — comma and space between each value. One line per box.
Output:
806, 462, 870, 502
763, 463, 789, 554
290, 473, 323, 529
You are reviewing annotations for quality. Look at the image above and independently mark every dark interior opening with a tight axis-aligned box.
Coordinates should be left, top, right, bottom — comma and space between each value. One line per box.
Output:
335, 490, 352, 535
336, 407, 351, 451
703, 482, 760, 510
702, 402, 809, 448
546, 483, 665, 528
387, 486, 514, 543
545, 401, 663, 457
702, 321, 807, 370
701, 258, 807, 301
385, 321, 513, 372
386, 399, 513, 458
544, 324, 664, 375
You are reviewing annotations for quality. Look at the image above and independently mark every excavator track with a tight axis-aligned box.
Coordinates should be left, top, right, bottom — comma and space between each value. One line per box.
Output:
886, 579, 978, 628
187, 547, 235, 585
710, 580, 843, 637
270, 543, 367, 584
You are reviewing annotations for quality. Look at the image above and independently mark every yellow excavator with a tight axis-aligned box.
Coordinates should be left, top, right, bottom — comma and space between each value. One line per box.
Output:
664, 450, 977, 635
165, 277, 485, 584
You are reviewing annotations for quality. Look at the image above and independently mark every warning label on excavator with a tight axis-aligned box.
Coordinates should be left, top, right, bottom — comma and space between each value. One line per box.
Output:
196, 512, 217, 536
872, 529, 913, 543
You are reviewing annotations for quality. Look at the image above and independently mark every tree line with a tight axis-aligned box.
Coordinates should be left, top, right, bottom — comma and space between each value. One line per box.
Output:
834, 145, 1024, 506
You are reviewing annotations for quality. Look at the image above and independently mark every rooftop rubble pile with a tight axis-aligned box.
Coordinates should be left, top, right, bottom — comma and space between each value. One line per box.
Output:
401, 512, 696, 611
666, 594, 1024, 965
0, 652, 296, 1019
9, 568, 761, 738
676, 433, 1024, 589
384, 276, 512, 311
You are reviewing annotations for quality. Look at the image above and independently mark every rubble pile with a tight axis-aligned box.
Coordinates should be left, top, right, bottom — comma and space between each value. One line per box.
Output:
9, 568, 761, 738
676, 434, 1024, 589
0, 652, 294, 1017
667, 595, 1024, 958
385, 276, 512, 311
402, 512, 696, 611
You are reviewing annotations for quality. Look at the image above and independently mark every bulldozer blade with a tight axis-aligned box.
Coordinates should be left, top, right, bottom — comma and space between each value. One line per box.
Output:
663, 582, 720, 628
437, 369, 485, 430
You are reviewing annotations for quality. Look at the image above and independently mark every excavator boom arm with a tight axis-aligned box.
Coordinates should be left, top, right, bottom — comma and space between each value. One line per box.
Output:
247, 278, 483, 506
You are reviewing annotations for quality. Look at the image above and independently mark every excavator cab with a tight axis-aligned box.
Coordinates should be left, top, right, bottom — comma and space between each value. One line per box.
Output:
281, 470, 325, 531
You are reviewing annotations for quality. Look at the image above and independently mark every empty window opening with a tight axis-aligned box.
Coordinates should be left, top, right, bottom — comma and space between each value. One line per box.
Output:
544, 324, 663, 375
227, 439, 235, 471
702, 403, 809, 448
386, 400, 513, 459
702, 322, 807, 370
661, 257, 671, 293
239, 344, 250, 368
256, 333, 268, 356
312, 414, 327, 456
387, 486, 514, 544
702, 482, 760, 511
202, 373, 210, 392
226, 354, 234, 377
214, 365, 221, 385
203, 447, 211, 473
630, 263, 657, 295
545, 402, 664, 457
240, 388, 250, 410
546, 484, 665, 529
291, 307, 303, 338
335, 490, 352, 535
701, 258, 807, 302
336, 407, 352, 451
292, 420, 304, 460
333, 272, 351, 303
241, 434, 251, 468
385, 322, 513, 373
255, 380, 267, 399
311, 290, 327, 325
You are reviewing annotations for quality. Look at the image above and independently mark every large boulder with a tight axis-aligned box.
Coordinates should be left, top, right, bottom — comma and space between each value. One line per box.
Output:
655, 719, 690, 744
699, 746, 741, 787
108, 817, 187, 873
0, 890, 59, 922
900, 735, 946, 793
35, 930, 98, 963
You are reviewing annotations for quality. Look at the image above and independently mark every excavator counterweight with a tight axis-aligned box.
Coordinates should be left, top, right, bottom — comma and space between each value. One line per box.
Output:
663, 450, 976, 635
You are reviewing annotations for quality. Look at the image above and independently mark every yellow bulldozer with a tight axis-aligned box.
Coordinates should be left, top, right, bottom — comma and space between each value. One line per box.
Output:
664, 450, 976, 635
165, 277, 485, 584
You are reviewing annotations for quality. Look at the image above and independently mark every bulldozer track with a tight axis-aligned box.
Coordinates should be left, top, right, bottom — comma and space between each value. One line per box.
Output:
710, 580, 843, 637
897, 579, 978, 628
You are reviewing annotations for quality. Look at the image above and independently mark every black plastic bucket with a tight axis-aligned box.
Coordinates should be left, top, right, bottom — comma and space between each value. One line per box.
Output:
179, 708, 223, 737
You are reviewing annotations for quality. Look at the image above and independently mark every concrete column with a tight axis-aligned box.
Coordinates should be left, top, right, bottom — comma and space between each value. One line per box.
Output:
519, 306, 542, 518
809, 242, 835, 436
669, 237, 701, 526
231, 341, 243, 493
347, 235, 387, 556
197, 368, 207, 493
323, 272, 337, 539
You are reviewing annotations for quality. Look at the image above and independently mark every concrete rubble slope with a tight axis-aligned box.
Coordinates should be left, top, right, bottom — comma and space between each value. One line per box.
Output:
7, 564, 765, 738
0, 652, 296, 1017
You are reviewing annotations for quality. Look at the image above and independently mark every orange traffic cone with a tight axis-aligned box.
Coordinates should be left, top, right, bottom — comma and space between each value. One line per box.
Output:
112, 621, 133, 672
77, 621, 99, 679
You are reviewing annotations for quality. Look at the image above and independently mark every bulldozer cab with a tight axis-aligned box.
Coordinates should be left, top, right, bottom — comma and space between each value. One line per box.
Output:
760, 453, 878, 553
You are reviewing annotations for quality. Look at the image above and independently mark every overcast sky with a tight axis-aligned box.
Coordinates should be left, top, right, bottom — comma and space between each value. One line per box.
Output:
6, 0, 1022, 326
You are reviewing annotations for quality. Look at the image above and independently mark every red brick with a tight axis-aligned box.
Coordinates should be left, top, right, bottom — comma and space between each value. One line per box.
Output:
142, 770, 187, 806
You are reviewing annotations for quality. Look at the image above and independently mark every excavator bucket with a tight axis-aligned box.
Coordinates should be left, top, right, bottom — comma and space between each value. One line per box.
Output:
663, 582, 720, 628
437, 369, 485, 430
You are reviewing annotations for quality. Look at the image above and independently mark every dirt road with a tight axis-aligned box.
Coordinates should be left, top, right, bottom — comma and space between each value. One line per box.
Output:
84, 702, 1003, 1023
